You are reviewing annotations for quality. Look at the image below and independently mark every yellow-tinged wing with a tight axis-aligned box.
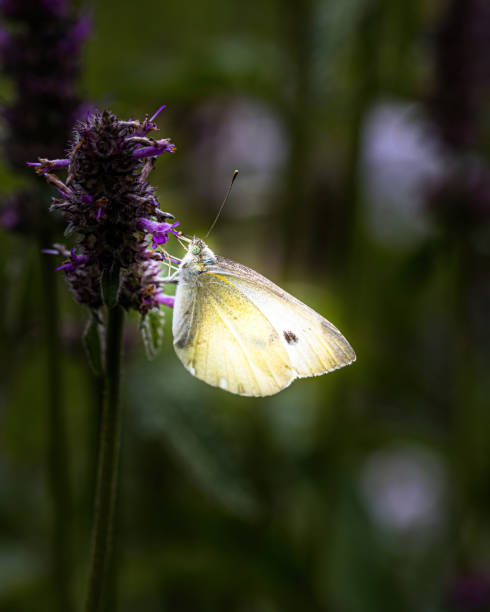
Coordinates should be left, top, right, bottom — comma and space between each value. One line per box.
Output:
173, 272, 295, 397
207, 257, 356, 378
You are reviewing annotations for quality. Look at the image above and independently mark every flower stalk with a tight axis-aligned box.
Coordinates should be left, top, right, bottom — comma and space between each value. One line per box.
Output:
85, 305, 124, 612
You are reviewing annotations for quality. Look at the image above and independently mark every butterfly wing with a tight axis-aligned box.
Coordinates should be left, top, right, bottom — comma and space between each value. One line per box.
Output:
173, 272, 295, 396
207, 257, 356, 378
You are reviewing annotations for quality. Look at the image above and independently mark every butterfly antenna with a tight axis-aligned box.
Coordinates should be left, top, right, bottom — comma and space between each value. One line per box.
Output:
205, 169, 239, 239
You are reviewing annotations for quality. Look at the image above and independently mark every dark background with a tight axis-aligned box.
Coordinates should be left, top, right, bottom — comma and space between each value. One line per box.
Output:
1, 0, 490, 610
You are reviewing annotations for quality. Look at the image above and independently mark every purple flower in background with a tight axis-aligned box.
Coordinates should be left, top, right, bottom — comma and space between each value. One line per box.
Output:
32, 109, 177, 314
0, 0, 90, 234
0, 0, 90, 167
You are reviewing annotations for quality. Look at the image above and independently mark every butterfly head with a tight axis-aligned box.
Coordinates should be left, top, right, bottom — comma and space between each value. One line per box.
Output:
179, 237, 216, 277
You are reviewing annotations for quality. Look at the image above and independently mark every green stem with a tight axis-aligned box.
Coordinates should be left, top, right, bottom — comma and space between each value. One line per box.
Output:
85, 305, 124, 612
39, 244, 73, 612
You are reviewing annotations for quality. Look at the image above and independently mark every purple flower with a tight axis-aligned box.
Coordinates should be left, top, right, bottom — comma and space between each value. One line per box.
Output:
155, 293, 175, 308
133, 139, 176, 159
138, 218, 180, 248
27, 158, 70, 172
56, 248, 88, 271
32, 109, 178, 314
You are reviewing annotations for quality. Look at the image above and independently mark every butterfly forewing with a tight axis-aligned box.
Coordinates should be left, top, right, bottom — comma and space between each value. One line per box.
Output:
209, 257, 356, 378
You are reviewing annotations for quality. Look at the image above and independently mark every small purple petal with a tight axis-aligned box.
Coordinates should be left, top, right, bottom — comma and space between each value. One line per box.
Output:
27, 158, 70, 172
49, 158, 70, 169
56, 249, 88, 272
149, 105, 166, 122
155, 293, 175, 308
42, 249, 60, 255
133, 139, 175, 159
55, 187, 71, 198
138, 218, 179, 248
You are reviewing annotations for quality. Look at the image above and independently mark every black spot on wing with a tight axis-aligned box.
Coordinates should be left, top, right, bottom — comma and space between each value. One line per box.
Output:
283, 330, 298, 345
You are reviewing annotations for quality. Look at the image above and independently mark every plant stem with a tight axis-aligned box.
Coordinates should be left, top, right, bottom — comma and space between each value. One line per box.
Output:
85, 305, 124, 612
40, 246, 73, 612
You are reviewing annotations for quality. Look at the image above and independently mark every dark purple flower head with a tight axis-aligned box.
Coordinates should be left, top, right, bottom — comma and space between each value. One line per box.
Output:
33, 109, 177, 314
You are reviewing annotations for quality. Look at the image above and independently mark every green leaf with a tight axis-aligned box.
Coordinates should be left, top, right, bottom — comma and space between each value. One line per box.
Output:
83, 311, 104, 375
101, 265, 122, 308
140, 308, 165, 360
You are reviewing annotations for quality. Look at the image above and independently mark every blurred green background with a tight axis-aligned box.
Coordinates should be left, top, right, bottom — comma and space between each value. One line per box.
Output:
2, 0, 490, 610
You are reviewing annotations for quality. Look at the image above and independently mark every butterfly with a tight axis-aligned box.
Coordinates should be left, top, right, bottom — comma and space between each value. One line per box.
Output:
172, 237, 355, 397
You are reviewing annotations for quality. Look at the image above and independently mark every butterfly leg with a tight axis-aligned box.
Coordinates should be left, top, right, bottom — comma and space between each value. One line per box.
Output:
160, 272, 179, 284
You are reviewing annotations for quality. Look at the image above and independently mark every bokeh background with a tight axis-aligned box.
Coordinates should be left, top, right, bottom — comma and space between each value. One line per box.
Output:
1, 0, 490, 610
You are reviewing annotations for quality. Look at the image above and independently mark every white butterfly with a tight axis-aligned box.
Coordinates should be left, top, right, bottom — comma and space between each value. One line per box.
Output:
172, 238, 355, 397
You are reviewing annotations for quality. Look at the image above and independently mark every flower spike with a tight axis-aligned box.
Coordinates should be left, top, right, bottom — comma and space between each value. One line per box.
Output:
31, 109, 177, 314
